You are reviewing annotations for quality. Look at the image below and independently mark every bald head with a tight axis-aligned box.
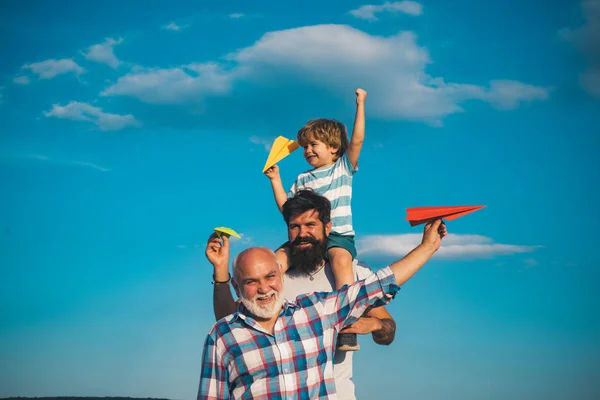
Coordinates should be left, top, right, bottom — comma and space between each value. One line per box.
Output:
232, 247, 280, 284
232, 247, 285, 320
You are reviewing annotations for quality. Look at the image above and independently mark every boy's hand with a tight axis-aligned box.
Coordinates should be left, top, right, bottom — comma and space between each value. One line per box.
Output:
264, 164, 280, 180
356, 88, 367, 104
205, 232, 230, 271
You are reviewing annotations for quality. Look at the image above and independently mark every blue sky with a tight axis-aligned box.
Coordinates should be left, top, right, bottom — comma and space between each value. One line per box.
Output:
1, 0, 599, 399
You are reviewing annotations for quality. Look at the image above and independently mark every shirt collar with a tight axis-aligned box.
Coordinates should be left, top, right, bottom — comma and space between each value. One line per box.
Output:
227, 299, 300, 324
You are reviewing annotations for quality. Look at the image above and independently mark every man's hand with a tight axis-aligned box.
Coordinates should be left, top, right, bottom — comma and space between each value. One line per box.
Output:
421, 219, 447, 252
205, 233, 230, 271
340, 316, 382, 335
264, 164, 280, 180
356, 88, 367, 105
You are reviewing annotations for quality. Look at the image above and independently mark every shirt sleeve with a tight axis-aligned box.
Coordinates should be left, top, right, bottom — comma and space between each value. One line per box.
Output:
287, 178, 299, 198
198, 333, 230, 400
339, 153, 358, 175
317, 266, 399, 332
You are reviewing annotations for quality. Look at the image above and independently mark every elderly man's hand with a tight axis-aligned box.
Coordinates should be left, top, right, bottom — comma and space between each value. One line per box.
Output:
340, 316, 383, 335
205, 233, 230, 272
421, 219, 447, 252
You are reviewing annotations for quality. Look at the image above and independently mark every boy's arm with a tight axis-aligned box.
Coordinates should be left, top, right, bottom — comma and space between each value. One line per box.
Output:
346, 88, 367, 169
206, 233, 238, 320
264, 164, 288, 212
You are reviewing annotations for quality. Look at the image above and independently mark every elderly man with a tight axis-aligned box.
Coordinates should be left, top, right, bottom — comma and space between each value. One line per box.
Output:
198, 192, 447, 399
209, 190, 396, 399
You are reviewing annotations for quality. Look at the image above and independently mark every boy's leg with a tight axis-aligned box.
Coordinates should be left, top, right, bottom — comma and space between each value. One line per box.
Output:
328, 247, 354, 290
327, 235, 360, 352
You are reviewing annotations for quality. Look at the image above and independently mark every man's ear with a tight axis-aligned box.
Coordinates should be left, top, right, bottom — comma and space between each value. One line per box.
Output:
325, 221, 332, 236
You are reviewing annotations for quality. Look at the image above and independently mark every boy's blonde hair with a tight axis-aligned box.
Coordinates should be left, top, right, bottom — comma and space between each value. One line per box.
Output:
297, 118, 349, 159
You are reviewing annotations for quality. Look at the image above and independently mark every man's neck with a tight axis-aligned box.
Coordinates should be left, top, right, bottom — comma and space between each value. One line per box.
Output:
254, 313, 279, 335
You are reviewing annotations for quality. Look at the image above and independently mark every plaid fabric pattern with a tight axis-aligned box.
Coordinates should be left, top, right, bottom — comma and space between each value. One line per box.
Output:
198, 266, 399, 400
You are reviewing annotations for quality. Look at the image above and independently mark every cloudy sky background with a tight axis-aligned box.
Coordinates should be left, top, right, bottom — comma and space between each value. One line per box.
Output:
1, 0, 599, 399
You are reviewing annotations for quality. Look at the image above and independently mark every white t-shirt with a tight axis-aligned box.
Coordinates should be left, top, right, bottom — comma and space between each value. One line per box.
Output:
282, 259, 372, 400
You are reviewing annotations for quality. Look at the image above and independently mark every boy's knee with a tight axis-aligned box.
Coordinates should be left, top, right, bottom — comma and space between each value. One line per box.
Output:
328, 246, 353, 261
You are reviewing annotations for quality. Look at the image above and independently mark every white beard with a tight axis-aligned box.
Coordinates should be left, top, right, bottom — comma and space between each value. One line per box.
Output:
241, 290, 284, 319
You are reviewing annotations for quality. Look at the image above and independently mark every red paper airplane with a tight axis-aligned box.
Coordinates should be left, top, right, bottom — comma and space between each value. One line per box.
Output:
406, 205, 486, 226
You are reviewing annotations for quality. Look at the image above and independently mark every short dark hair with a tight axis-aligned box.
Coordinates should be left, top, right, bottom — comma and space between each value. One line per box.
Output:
282, 189, 331, 227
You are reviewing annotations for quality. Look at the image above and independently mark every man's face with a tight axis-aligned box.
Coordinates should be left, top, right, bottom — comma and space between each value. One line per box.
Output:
287, 209, 331, 273
234, 250, 284, 320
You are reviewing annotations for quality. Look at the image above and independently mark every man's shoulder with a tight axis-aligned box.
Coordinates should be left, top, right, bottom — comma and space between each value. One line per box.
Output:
207, 313, 239, 338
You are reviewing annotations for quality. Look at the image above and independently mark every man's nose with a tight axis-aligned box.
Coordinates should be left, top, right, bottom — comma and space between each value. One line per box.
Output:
257, 280, 269, 293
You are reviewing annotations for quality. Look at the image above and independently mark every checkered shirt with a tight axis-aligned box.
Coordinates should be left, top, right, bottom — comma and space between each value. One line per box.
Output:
198, 266, 399, 400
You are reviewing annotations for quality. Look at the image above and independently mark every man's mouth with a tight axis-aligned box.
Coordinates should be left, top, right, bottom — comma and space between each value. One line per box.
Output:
256, 293, 275, 305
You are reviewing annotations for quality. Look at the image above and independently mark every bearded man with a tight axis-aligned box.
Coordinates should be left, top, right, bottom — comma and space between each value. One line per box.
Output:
199, 190, 447, 399
209, 190, 396, 399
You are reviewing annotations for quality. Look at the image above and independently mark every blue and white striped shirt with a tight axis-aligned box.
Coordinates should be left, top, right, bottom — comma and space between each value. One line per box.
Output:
288, 154, 357, 236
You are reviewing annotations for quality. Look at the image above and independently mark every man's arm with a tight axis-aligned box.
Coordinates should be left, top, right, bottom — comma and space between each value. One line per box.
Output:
340, 306, 396, 345
366, 306, 396, 345
345, 88, 367, 169
320, 219, 446, 330
264, 164, 288, 212
198, 334, 230, 399
206, 233, 238, 320
389, 219, 446, 287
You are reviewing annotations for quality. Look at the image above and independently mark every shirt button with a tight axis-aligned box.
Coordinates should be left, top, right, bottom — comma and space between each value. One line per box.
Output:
284, 369, 288, 373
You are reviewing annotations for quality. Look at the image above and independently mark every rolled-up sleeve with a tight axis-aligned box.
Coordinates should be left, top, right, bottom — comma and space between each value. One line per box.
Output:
319, 266, 400, 331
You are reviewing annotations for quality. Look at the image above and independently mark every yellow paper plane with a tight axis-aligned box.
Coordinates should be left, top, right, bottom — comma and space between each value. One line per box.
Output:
214, 227, 241, 239
262, 136, 300, 172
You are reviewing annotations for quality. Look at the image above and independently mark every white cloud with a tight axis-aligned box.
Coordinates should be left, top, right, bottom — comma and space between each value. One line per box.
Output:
163, 22, 187, 31
523, 258, 539, 268
25, 155, 110, 172
102, 24, 550, 124
27, 154, 50, 161
349, 1, 423, 21
22, 58, 85, 79
560, 0, 600, 98
229, 13, 245, 19
230, 25, 551, 124
44, 101, 141, 131
101, 63, 233, 104
13, 75, 30, 85
482, 80, 551, 109
249, 136, 272, 151
357, 233, 540, 260
71, 161, 110, 172
83, 37, 123, 69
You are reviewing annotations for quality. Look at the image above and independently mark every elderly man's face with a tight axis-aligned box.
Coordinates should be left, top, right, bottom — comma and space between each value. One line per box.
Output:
234, 249, 284, 320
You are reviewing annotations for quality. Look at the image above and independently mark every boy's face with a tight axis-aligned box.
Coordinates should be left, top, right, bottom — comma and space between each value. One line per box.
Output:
302, 135, 338, 168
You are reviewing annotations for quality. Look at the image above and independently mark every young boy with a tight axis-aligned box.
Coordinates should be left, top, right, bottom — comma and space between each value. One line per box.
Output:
264, 88, 366, 351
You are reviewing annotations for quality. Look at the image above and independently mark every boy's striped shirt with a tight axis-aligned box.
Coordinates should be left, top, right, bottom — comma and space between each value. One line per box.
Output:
288, 154, 357, 236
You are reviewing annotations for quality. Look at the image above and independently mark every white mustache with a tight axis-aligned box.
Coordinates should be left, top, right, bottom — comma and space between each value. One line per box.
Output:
254, 291, 277, 301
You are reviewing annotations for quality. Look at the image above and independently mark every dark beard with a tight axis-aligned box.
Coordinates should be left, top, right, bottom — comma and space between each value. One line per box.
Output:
287, 234, 328, 276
